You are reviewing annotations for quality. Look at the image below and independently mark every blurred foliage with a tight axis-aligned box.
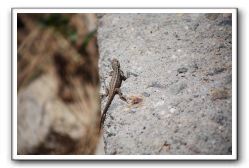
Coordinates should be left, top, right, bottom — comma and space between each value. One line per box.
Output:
17, 13, 100, 154
38, 14, 78, 44
17, 13, 98, 90
79, 29, 97, 54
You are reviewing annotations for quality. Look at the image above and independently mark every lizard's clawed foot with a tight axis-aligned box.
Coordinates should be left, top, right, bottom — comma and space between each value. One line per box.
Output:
115, 88, 128, 102
120, 95, 128, 102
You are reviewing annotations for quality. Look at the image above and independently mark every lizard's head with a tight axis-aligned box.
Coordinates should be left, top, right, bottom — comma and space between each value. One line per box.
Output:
111, 58, 120, 69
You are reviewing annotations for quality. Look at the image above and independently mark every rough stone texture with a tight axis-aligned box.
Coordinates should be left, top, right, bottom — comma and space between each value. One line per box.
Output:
97, 13, 232, 155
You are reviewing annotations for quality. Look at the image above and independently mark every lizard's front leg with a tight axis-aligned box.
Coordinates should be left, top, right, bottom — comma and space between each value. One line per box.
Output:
120, 70, 127, 81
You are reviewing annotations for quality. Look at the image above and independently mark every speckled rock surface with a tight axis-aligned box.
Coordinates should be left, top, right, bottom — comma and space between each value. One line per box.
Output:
97, 13, 232, 155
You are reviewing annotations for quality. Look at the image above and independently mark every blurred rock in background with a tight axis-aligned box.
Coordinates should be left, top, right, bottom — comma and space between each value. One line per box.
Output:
17, 13, 101, 154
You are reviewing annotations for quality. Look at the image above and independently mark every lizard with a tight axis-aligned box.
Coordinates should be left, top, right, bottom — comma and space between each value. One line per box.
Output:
99, 58, 127, 131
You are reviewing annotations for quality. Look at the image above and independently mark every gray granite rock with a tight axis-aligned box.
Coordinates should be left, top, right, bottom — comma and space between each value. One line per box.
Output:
97, 13, 232, 155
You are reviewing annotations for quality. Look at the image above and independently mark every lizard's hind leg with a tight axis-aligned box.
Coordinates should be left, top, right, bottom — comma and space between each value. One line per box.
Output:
116, 88, 127, 102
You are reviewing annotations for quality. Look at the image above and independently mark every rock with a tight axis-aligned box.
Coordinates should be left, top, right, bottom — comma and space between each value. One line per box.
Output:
142, 92, 150, 97
17, 74, 100, 154
169, 107, 177, 114
190, 23, 199, 31
205, 13, 220, 20
147, 81, 166, 89
210, 88, 230, 101
97, 13, 232, 155
177, 67, 188, 74
214, 67, 226, 73
130, 109, 136, 113
207, 67, 226, 76
218, 19, 232, 26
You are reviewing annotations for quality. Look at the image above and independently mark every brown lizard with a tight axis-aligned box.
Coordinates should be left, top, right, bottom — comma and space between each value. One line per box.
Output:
100, 58, 127, 131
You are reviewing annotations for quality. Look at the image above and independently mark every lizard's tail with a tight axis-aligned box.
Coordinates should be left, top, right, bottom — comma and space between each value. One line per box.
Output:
99, 95, 115, 133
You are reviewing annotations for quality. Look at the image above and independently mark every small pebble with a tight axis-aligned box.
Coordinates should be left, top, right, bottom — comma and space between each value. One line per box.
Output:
177, 67, 188, 73
169, 107, 177, 114
130, 109, 136, 113
142, 92, 150, 97
191, 23, 199, 31
210, 88, 230, 100
147, 81, 165, 89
